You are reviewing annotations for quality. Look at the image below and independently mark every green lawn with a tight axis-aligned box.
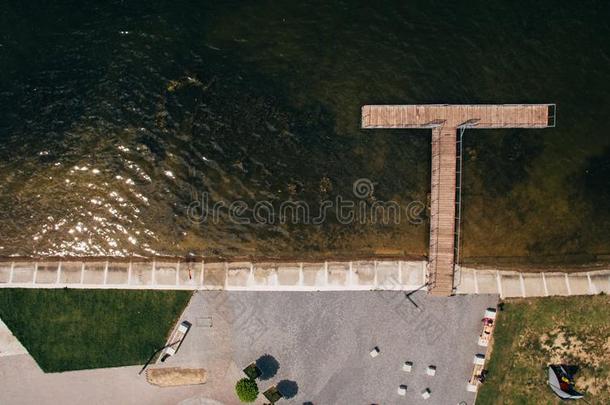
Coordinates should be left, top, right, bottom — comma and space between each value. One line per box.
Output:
477, 295, 610, 404
0, 289, 192, 372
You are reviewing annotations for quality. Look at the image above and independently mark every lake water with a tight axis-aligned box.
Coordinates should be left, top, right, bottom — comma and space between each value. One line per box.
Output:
1, 1, 609, 260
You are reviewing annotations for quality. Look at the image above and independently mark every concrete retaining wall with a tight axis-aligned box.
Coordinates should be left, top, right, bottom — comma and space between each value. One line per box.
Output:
1, 260, 608, 297
0, 260, 427, 291
455, 267, 610, 298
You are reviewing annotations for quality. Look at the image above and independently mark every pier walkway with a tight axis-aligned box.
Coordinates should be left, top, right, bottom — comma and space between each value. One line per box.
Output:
362, 104, 556, 296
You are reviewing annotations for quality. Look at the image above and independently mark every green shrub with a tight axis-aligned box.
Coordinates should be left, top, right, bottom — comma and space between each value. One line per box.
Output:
235, 378, 259, 402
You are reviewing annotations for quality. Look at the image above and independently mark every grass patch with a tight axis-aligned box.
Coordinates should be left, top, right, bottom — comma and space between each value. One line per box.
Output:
0, 288, 192, 372
478, 295, 610, 404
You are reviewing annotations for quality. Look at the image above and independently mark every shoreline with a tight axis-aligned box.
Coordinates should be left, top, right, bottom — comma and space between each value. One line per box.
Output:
0, 253, 608, 273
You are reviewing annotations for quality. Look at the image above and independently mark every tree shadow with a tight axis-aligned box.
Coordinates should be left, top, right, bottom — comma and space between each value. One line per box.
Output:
256, 354, 280, 380
277, 380, 298, 399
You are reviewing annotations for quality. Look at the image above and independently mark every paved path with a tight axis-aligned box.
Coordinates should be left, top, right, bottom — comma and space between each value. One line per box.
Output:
0, 354, 207, 405
0, 318, 26, 357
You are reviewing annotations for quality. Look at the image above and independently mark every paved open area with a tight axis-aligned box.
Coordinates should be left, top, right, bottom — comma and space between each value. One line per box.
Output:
166, 291, 498, 404
0, 291, 497, 404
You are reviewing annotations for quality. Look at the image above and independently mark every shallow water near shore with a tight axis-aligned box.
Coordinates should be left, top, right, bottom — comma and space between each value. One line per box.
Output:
0, 1, 609, 261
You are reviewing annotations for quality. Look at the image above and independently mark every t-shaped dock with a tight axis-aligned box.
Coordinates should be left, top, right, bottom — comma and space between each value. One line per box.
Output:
361, 104, 556, 296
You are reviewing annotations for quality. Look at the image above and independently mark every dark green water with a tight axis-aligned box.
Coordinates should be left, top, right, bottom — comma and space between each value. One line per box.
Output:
1, 1, 609, 260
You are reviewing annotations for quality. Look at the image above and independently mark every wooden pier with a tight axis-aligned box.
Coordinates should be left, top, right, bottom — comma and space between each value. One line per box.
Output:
362, 104, 555, 296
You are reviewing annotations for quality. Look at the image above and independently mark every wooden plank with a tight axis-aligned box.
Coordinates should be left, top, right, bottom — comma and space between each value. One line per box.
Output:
427, 125, 457, 295
362, 106, 370, 127
361, 104, 552, 129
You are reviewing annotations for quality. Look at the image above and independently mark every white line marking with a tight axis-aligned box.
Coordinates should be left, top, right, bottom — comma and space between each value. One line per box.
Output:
8, 262, 15, 284
103, 260, 109, 285
542, 273, 549, 296
224, 262, 228, 289
473, 270, 479, 294
587, 272, 595, 294
249, 263, 254, 287
56, 261, 62, 284
398, 261, 402, 286
519, 273, 526, 298
373, 260, 378, 288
